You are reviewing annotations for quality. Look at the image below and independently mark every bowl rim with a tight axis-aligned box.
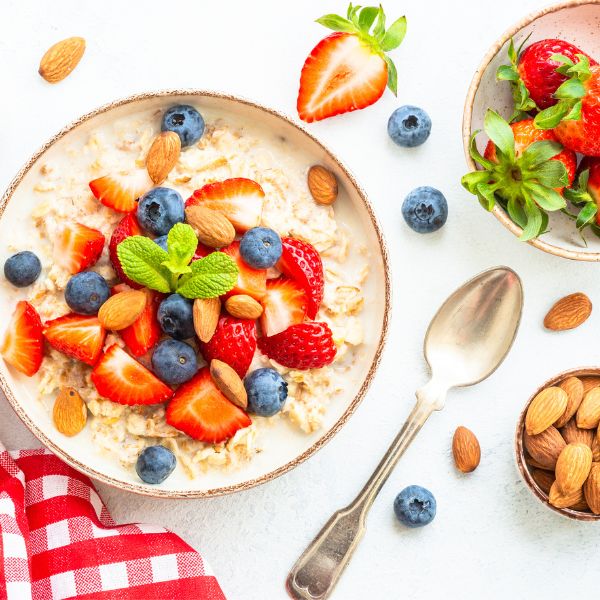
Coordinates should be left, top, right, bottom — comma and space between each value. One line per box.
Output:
515, 366, 600, 521
462, 0, 600, 262
0, 89, 392, 498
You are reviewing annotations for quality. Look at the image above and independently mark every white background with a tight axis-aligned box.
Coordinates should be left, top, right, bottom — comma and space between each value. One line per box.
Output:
2, 1, 600, 598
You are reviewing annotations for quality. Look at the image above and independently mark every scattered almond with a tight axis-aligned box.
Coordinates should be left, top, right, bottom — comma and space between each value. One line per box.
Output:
554, 376, 584, 428
307, 165, 338, 205
576, 387, 600, 429
193, 297, 221, 342
39, 37, 86, 83
53, 387, 87, 436
582, 376, 600, 394
225, 295, 263, 319
543, 292, 592, 331
98, 290, 146, 330
525, 386, 568, 435
146, 131, 181, 184
451, 426, 481, 473
560, 418, 594, 448
523, 426, 566, 470
185, 205, 235, 248
584, 462, 600, 514
531, 468, 555, 494
555, 443, 592, 494
548, 481, 586, 509
210, 359, 248, 409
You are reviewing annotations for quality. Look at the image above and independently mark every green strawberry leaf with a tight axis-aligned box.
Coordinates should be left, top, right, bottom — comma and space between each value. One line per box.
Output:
461, 170, 490, 195
576, 201, 597, 229
380, 16, 407, 51
564, 168, 592, 205
468, 130, 494, 169
372, 5, 386, 40
564, 99, 582, 121
315, 14, 356, 33
554, 77, 586, 100
524, 182, 566, 211
357, 6, 379, 30
519, 140, 562, 169
176, 252, 238, 299
497, 65, 519, 81
161, 223, 197, 276
534, 101, 571, 129
383, 55, 397, 95
520, 195, 543, 241
507, 37, 518, 64
532, 160, 568, 188
475, 183, 497, 211
507, 197, 527, 228
117, 236, 171, 293
484, 109, 515, 161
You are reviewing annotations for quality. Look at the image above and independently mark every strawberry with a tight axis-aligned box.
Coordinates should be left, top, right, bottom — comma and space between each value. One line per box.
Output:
43, 313, 106, 366
1, 301, 44, 376
563, 157, 600, 228
199, 316, 256, 378
296, 4, 406, 122
166, 368, 251, 444
260, 278, 307, 337
193, 241, 212, 261
89, 169, 152, 213
220, 242, 266, 300
109, 213, 143, 289
186, 178, 264, 232
257, 322, 336, 370
117, 287, 162, 356
91, 344, 173, 405
277, 238, 324, 319
54, 223, 105, 275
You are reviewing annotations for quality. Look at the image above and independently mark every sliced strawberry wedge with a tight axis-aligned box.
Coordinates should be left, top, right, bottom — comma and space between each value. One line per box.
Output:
220, 242, 266, 300
109, 214, 143, 289
119, 288, 162, 356
186, 178, 264, 232
43, 313, 106, 366
1, 301, 44, 376
89, 170, 153, 213
91, 344, 173, 405
166, 368, 251, 443
54, 223, 105, 275
260, 278, 307, 337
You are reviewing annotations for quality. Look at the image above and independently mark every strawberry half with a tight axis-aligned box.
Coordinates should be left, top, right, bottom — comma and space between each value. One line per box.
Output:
166, 368, 251, 443
119, 288, 162, 356
54, 223, 105, 275
89, 170, 153, 213
109, 213, 143, 289
260, 278, 307, 337
1, 301, 44, 376
297, 4, 406, 122
43, 313, 106, 366
221, 242, 266, 300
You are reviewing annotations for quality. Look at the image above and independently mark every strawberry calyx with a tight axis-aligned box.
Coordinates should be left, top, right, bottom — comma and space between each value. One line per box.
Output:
563, 169, 599, 232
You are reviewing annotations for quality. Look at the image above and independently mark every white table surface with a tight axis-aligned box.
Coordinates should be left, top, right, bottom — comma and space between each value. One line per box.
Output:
2, 0, 600, 598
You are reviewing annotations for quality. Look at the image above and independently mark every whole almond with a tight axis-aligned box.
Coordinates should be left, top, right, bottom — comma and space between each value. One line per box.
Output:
193, 297, 221, 342
525, 454, 554, 471
185, 205, 235, 248
210, 359, 248, 409
560, 418, 594, 448
592, 436, 600, 462
549, 481, 586, 509
531, 468, 555, 494
146, 131, 181, 184
98, 291, 147, 330
53, 387, 87, 436
582, 376, 600, 394
525, 387, 568, 435
543, 292, 592, 331
576, 387, 600, 429
452, 426, 481, 473
584, 462, 600, 514
307, 165, 338, 205
225, 295, 263, 319
523, 426, 566, 470
39, 37, 86, 83
555, 443, 592, 494
554, 376, 584, 428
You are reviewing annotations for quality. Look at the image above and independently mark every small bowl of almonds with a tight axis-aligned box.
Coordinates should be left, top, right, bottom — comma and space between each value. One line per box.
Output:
515, 368, 600, 521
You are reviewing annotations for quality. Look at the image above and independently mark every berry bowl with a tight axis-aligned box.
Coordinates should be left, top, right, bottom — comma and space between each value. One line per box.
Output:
463, 0, 600, 261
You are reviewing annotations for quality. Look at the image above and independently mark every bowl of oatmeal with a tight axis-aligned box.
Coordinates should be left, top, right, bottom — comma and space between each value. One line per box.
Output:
0, 91, 390, 497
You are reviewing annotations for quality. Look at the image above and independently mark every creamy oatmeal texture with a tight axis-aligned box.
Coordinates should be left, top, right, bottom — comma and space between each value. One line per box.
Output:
20, 106, 367, 479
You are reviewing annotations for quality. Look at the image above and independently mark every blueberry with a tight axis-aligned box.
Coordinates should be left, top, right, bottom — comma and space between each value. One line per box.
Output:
4, 251, 42, 287
244, 368, 288, 417
393, 485, 436, 528
136, 445, 176, 484
388, 105, 432, 148
157, 294, 195, 340
64, 271, 110, 315
152, 339, 198, 385
402, 187, 448, 234
154, 235, 168, 252
137, 187, 184, 236
239, 227, 282, 269
161, 105, 205, 148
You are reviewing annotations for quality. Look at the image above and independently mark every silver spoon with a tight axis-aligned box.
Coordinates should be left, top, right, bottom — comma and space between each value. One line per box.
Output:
287, 266, 523, 599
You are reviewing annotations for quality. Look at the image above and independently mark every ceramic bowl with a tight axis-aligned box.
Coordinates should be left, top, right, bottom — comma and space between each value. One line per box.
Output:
463, 0, 600, 261
515, 366, 600, 521
0, 90, 391, 498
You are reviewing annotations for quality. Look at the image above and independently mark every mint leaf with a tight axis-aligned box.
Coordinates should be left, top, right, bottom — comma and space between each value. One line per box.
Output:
484, 110, 514, 161
161, 223, 197, 276
381, 16, 407, 51
177, 252, 238, 299
117, 236, 171, 293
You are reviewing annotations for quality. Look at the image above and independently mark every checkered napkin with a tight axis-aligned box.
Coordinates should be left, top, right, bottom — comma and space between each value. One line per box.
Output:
0, 444, 226, 599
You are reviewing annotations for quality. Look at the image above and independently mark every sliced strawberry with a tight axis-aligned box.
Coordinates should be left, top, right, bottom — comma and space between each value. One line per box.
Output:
221, 242, 266, 300
199, 316, 256, 378
43, 313, 106, 366
186, 178, 264, 232
109, 213, 143, 289
91, 344, 173, 405
166, 368, 251, 443
192, 242, 212, 261
89, 170, 153, 213
119, 288, 162, 356
54, 223, 105, 275
1, 301, 43, 376
260, 278, 307, 337
277, 238, 324, 319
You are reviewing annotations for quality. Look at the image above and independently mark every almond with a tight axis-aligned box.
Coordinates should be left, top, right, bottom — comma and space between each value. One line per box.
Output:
582, 376, 600, 394
146, 131, 181, 184
225, 295, 263, 319
53, 387, 87, 436
576, 387, 600, 429
554, 376, 584, 428
592, 435, 600, 462
549, 481, 586, 509
523, 426, 566, 470
39, 37, 86, 83
98, 291, 146, 330
210, 359, 248, 409
185, 205, 235, 248
307, 165, 338, 205
584, 462, 600, 514
525, 387, 568, 435
193, 297, 221, 342
560, 418, 594, 448
451, 426, 481, 473
543, 292, 592, 331
525, 454, 554, 471
531, 468, 555, 494
555, 443, 592, 494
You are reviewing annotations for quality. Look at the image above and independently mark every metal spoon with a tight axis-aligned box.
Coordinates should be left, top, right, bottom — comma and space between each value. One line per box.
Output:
286, 266, 523, 600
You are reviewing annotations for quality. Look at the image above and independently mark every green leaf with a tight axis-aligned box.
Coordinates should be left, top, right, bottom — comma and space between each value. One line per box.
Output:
467, 130, 494, 170
383, 55, 397, 95
117, 236, 171, 293
525, 182, 566, 211
507, 197, 527, 228
161, 223, 197, 276
176, 252, 238, 299
532, 160, 568, 188
549, 53, 573, 66
461, 170, 490, 194
554, 78, 585, 100
380, 16, 406, 51
357, 6, 379, 30
534, 101, 571, 129
507, 38, 517, 64
519, 140, 562, 169
372, 5, 386, 40
520, 195, 543, 241
497, 65, 519, 81
484, 110, 515, 161
564, 99, 582, 121
576, 202, 597, 229
475, 183, 497, 211
315, 14, 356, 32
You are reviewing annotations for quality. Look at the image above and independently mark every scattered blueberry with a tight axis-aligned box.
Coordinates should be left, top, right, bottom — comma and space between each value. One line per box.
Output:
157, 294, 195, 340
239, 227, 282, 269
161, 105, 205, 148
388, 105, 432, 148
4, 251, 42, 287
244, 368, 288, 417
136, 445, 177, 484
154, 235, 168, 252
137, 187, 184, 236
402, 187, 448, 234
64, 271, 110, 315
393, 485, 436, 528
152, 339, 198, 385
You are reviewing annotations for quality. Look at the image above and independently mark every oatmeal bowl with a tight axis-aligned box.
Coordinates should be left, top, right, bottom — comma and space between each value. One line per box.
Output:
0, 91, 390, 497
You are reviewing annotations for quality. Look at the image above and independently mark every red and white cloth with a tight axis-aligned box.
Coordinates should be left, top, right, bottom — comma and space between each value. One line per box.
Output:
0, 444, 226, 599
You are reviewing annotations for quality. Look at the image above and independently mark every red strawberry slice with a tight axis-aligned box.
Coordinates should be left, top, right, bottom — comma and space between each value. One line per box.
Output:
89, 170, 153, 213
277, 237, 324, 319
54, 223, 105, 275
1, 301, 44, 376
192, 241, 212, 261
186, 178, 264, 232
166, 368, 251, 443
199, 316, 256, 378
119, 288, 162, 356
258, 322, 336, 370
109, 214, 143, 289
43, 313, 106, 366
91, 344, 173, 405
221, 242, 266, 300
259, 278, 307, 337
